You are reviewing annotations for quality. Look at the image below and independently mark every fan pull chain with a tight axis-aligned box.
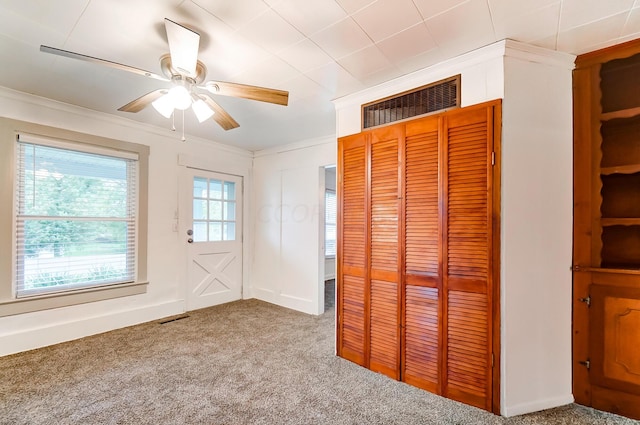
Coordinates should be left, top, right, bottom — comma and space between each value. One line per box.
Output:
181, 109, 186, 142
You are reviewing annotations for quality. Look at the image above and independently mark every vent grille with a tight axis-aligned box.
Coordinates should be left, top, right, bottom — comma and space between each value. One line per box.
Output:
362, 75, 460, 129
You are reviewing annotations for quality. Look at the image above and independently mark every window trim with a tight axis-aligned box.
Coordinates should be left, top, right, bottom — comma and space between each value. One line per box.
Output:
0, 118, 149, 317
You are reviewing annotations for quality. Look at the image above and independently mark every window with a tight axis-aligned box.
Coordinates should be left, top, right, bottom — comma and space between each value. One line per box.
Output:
15, 134, 138, 297
192, 177, 237, 242
325, 190, 336, 257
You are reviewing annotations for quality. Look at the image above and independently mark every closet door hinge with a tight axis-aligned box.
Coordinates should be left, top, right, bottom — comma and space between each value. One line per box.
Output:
491, 151, 495, 166
579, 359, 591, 370
491, 353, 494, 368
579, 295, 591, 307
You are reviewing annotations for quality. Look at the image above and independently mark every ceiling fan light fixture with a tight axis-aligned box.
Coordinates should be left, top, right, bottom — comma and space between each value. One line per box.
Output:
152, 91, 174, 118
168, 85, 192, 110
192, 97, 215, 123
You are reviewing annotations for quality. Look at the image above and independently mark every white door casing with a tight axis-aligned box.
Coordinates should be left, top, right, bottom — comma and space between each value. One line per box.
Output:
182, 168, 243, 311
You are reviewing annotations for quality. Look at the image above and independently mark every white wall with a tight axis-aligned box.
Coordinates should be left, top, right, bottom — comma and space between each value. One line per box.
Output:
333, 40, 575, 416
0, 87, 253, 356
252, 138, 336, 315
500, 53, 575, 416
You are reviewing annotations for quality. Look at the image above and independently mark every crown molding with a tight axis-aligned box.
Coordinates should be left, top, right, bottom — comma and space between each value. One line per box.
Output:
253, 134, 335, 158
503, 39, 576, 70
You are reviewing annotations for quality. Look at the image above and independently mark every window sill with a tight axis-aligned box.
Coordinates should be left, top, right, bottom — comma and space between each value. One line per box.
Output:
0, 281, 148, 317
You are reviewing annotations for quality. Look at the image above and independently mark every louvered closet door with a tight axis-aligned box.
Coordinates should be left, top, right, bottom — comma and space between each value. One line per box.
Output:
443, 107, 494, 410
337, 133, 367, 366
402, 116, 441, 393
368, 126, 402, 379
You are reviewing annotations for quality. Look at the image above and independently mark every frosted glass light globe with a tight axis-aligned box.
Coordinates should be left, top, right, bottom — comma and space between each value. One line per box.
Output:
169, 85, 192, 110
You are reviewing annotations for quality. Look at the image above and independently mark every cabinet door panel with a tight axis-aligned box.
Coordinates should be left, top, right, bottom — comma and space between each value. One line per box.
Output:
591, 284, 640, 393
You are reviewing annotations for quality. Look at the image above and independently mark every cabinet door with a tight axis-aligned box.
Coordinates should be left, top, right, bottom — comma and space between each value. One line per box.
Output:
402, 116, 441, 393
368, 125, 403, 379
337, 133, 367, 366
589, 281, 640, 419
443, 107, 494, 410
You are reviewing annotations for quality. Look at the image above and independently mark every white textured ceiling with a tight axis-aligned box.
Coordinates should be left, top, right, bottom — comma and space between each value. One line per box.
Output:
0, 0, 639, 151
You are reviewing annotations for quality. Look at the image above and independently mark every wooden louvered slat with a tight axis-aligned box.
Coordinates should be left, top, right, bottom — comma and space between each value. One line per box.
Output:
340, 275, 366, 365
447, 120, 488, 281
370, 137, 399, 273
405, 120, 439, 278
403, 285, 439, 392
370, 279, 398, 378
338, 134, 367, 366
369, 129, 400, 378
342, 144, 366, 268
446, 291, 489, 408
402, 116, 441, 394
444, 109, 492, 410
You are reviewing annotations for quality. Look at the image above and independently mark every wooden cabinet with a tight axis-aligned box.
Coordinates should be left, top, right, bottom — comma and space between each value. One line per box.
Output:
573, 39, 640, 420
337, 100, 501, 413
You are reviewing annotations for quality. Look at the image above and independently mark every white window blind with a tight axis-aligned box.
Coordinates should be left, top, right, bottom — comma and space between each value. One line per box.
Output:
15, 135, 138, 297
325, 190, 336, 257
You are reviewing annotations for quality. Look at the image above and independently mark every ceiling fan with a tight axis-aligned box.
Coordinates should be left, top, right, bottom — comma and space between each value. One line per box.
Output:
40, 18, 289, 132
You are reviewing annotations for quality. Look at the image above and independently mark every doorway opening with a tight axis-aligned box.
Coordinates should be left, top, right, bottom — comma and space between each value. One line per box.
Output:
322, 165, 336, 313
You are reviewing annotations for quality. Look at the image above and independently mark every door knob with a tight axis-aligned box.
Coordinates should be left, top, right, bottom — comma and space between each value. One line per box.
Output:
187, 229, 193, 236
187, 238, 193, 244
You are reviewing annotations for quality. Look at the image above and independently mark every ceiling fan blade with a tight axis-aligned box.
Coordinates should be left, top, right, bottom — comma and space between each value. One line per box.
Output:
40, 45, 168, 82
203, 81, 289, 106
201, 94, 239, 131
164, 18, 199, 77
118, 89, 167, 113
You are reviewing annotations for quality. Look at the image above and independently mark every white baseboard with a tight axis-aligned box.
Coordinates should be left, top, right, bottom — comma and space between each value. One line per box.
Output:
0, 300, 184, 357
502, 394, 575, 417
251, 287, 318, 315
251, 287, 276, 304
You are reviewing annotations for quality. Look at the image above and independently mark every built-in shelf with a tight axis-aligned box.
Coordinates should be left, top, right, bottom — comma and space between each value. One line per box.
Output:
601, 218, 640, 226
601, 164, 640, 175
601, 106, 640, 121
574, 266, 640, 275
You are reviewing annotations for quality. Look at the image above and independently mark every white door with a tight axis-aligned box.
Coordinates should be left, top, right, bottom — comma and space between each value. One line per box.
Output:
182, 168, 243, 311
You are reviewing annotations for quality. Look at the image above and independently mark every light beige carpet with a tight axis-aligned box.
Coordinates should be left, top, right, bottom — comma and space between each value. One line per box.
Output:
0, 296, 637, 425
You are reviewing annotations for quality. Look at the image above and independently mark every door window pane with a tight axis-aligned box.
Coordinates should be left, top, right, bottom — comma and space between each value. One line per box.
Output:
193, 199, 207, 220
193, 177, 208, 198
224, 182, 236, 200
224, 202, 236, 221
224, 222, 236, 240
209, 201, 223, 220
209, 180, 223, 199
209, 222, 222, 241
193, 222, 207, 242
